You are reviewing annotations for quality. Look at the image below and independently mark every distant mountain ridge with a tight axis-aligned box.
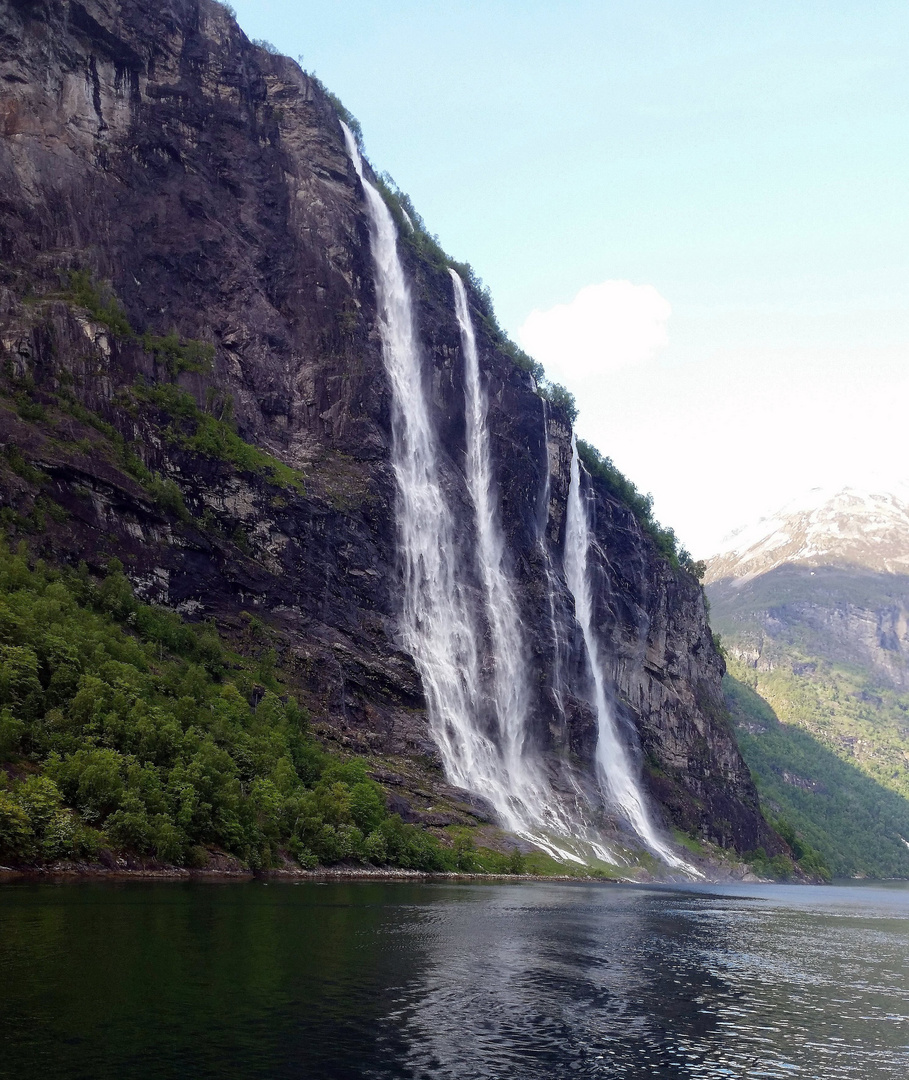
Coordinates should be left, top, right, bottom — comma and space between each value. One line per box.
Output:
705, 484, 909, 878
706, 484, 909, 584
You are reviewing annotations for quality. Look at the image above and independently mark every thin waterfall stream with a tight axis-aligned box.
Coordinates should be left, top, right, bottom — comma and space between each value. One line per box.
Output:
538, 402, 570, 721
564, 436, 692, 870
450, 270, 536, 788
450, 270, 586, 856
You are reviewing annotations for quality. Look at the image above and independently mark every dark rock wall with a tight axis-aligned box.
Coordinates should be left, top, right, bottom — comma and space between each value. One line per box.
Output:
0, 0, 779, 854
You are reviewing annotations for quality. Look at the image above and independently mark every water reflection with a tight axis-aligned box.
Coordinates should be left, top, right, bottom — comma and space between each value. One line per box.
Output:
0, 880, 907, 1079
387, 884, 734, 1078
377, 882, 909, 1079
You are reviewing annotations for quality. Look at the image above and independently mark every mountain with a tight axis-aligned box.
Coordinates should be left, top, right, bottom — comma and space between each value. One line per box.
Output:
706, 484, 909, 584
706, 485, 909, 877
0, 0, 780, 875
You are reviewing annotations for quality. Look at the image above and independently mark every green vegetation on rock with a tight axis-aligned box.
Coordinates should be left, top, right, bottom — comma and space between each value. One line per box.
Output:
2, 270, 305, 537
710, 562, 909, 877
576, 439, 704, 576
725, 662, 909, 879
0, 541, 476, 871
67, 270, 214, 376
134, 382, 305, 494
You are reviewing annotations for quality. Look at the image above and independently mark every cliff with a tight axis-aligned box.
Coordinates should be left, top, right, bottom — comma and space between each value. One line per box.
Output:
0, 0, 779, 864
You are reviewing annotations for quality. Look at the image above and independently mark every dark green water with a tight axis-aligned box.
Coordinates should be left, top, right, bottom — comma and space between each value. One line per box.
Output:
1, 879, 907, 1079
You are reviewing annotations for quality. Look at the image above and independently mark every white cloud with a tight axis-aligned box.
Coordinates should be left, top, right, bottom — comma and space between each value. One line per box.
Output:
517, 280, 672, 379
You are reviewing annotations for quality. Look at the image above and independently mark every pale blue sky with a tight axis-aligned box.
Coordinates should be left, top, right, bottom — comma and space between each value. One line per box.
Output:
228, 0, 909, 554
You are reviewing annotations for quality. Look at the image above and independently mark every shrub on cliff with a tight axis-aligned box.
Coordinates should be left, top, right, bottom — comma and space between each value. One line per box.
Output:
539, 381, 578, 421
0, 774, 102, 862
66, 270, 213, 376
0, 788, 34, 861
135, 382, 305, 493
576, 439, 704, 575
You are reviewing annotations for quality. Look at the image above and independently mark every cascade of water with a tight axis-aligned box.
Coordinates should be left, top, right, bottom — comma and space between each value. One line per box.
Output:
450, 277, 622, 866
343, 123, 688, 872
449, 270, 622, 865
342, 124, 528, 830
537, 403, 570, 718
450, 270, 552, 808
564, 436, 690, 869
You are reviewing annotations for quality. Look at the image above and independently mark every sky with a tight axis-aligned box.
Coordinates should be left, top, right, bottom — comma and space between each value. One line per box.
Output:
227, 0, 909, 556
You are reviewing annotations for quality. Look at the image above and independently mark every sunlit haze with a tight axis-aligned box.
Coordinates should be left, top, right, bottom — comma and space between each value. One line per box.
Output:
228, 0, 909, 556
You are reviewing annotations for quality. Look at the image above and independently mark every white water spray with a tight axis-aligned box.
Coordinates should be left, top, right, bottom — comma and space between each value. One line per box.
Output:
343, 123, 689, 872
343, 124, 531, 830
450, 270, 624, 865
564, 436, 691, 870
450, 270, 533, 774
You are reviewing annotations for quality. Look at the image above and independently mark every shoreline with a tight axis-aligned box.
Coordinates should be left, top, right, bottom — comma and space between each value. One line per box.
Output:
0, 863, 629, 885
1, 864, 892, 886
0, 861, 859, 887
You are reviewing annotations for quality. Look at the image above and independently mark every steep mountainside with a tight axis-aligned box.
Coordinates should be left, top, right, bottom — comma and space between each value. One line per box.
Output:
725, 669, 909, 878
0, 0, 779, 871
707, 487, 909, 876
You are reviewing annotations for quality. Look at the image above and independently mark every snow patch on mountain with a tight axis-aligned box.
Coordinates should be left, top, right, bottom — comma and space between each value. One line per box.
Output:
706, 483, 909, 583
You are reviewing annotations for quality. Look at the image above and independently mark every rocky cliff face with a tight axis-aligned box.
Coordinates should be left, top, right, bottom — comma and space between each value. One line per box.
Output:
0, 0, 778, 857
711, 565, 909, 692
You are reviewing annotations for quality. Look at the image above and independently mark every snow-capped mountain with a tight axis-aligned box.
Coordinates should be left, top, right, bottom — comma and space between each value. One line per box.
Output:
705, 484, 909, 583
706, 484, 909, 877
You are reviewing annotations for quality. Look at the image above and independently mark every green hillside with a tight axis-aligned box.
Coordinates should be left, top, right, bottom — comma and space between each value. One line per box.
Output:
0, 541, 531, 874
725, 662, 909, 878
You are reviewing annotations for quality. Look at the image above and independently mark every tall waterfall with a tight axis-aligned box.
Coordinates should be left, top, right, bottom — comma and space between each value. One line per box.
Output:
342, 124, 528, 831
538, 404, 570, 719
564, 436, 689, 869
450, 270, 533, 779
343, 122, 687, 871
449, 270, 621, 863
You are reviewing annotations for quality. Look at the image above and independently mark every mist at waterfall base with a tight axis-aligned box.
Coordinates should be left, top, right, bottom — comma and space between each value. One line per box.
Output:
3, 879, 908, 1080
342, 124, 691, 873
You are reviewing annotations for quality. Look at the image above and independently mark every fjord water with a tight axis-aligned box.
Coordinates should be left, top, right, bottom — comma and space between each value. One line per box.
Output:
1, 880, 907, 1080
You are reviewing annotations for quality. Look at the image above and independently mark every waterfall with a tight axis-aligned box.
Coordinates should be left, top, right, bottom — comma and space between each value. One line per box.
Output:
450, 270, 625, 864
452, 272, 644, 865
564, 436, 689, 869
538, 403, 569, 719
450, 270, 533, 779
342, 124, 528, 831
343, 123, 688, 872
